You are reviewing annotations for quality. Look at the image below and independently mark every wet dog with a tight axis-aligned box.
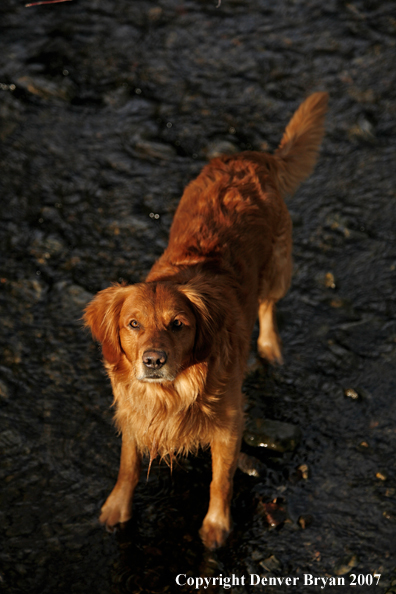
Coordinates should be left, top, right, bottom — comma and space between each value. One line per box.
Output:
84, 92, 328, 549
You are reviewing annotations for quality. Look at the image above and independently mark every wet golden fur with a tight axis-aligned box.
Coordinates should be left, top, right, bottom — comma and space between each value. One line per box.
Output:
84, 92, 328, 549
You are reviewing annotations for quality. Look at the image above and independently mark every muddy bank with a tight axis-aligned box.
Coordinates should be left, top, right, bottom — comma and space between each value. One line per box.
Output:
1, 0, 396, 592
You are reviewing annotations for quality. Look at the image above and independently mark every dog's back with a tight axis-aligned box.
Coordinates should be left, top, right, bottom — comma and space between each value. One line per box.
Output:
148, 91, 328, 324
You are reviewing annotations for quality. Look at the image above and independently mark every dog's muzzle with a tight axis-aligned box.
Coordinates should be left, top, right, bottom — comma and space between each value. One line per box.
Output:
142, 350, 167, 370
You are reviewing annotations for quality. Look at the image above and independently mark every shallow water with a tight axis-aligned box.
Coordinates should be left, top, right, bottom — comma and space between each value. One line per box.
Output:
1, 0, 396, 592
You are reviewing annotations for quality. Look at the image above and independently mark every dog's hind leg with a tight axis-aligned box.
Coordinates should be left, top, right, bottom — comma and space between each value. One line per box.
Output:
257, 208, 292, 364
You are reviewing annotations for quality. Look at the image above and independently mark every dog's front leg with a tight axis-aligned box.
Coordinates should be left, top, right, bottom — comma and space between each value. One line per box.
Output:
199, 414, 243, 550
99, 436, 141, 530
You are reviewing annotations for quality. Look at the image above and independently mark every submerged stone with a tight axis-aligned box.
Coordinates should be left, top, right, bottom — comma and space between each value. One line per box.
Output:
259, 554, 282, 573
244, 418, 301, 452
205, 140, 238, 159
344, 387, 359, 400
298, 514, 313, 529
334, 554, 359, 576
257, 499, 287, 529
237, 452, 266, 477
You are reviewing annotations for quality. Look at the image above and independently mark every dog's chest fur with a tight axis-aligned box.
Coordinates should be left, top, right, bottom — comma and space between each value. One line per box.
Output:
109, 359, 234, 459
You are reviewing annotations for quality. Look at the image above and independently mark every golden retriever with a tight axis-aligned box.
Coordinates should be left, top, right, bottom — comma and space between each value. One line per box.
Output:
84, 92, 328, 550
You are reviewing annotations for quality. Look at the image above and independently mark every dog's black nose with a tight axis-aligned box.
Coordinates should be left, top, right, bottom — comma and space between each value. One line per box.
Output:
142, 350, 167, 369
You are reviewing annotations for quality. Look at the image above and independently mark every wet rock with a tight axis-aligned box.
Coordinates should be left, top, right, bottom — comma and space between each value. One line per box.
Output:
103, 87, 131, 109
257, 498, 287, 529
383, 510, 396, 522
329, 297, 352, 309
8, 278, 48, 304
324, 341, 357, 369
205, 139, 239, 159
108, 216, 150, 235
134, 138, 176, 161
325, 213, 367, 241
0, 429, 22, 450
52, 282, 93, 316
357, 441, 369, 453
316, 271, 337, 289
237, 452, 266, 477
105, 152, 133, 173
0, 379, 10, 400
344, 387, 359, 400
348, 114, 376, 142
298, 464, 309, 479
17, 75, 76, 102
289, 463, 309, 483
148, 6, 163, 21
334, 554, 359, 576
324, 272, 336, 289
259, 554, 282, 573
251, 550, 264, 562
298, 514, 313, 529
30, 233, 66, 264
244, 418, 301, 453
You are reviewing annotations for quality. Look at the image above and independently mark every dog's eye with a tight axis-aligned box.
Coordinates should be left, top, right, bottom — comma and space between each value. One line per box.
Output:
172, 319, 183, 330
130, 320, 140, 329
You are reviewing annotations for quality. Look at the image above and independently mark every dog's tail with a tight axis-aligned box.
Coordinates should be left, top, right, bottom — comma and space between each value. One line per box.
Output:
274, 92, 328, 197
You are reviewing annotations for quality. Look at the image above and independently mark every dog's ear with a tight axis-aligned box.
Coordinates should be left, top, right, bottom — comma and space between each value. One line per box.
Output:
84, 285, 128, 365
179, 279, 225, 362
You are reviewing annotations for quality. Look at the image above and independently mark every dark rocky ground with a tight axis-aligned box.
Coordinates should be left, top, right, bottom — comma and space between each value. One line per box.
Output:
1, 0, 396, 592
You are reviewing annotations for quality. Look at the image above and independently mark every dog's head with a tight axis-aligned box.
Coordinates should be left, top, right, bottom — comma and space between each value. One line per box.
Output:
84, 280, 221, 383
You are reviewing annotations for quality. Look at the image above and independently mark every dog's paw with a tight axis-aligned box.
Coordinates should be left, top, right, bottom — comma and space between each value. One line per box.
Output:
257, 337, 283, 365
199, 518, 230, 550
99, 490, 132, 530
